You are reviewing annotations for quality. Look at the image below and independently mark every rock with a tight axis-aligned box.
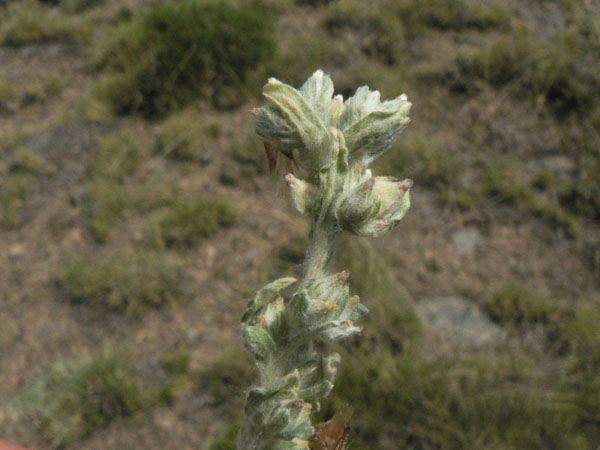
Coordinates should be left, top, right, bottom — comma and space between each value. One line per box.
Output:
417, 297, 504, 352
452, 227, 481, 256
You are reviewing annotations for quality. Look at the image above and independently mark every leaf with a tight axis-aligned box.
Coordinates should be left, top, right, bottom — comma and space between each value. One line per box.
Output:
243, 326, 276, 361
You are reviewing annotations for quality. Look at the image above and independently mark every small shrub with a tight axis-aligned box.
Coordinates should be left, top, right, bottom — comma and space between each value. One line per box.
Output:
10, 147, 57, 175
61, 251, 184, 314
0, 1, 91, 46
0, 173, 30, 228
96, 0, 276, 117
90, 135, 145, 180
85, 178, 130, 242
148, 196, 236, 248
563, 302, 600, 369
483, 158, 532, 204
486, 281, 560, 324
13, 351, 145, 448
0, 149, 56, 228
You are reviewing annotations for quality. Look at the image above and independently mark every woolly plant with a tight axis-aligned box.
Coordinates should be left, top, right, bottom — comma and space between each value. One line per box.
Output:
239, 70, 412, 449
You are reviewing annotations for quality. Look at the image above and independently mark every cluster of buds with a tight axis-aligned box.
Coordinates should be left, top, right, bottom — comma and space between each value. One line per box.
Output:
336, 163, 412, 237
255, 70, 412, 238
239, 70, 412, 449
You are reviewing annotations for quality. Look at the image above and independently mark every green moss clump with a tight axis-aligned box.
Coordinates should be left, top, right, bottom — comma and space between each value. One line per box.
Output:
148, 196, 236, 249
96, 0, 276, 117
486, 282, 560, 324
61, 251, 184, 315
13, 351, 146, 448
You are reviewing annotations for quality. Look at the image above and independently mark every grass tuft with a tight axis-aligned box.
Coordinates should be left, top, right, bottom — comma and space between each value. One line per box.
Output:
156, 110, 220, 162
13, 351, 146, 448
147, 196, 236, 249
10, 147, 57, 175
485, 282, 560, 324
0, 1, 91, 46
61, 251, 184, 315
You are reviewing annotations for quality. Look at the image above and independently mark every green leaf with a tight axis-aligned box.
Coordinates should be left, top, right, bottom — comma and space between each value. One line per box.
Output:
243, 326, 276, 361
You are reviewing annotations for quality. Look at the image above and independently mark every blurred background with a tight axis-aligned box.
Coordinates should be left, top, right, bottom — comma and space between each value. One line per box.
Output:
0, 0, 599, 448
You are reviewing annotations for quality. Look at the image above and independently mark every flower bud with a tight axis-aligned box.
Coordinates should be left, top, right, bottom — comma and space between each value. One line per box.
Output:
337, 87, 411, 166
284, 173, 318, 216
254, 71, 341, 172
353, 178, 412, 237
337, 175, 412, 237
335, 177, 380, 231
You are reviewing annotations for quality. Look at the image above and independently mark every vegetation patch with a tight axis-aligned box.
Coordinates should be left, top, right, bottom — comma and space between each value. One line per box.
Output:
0, 173, 31, 229
0, 148, 56, 228
147, 195, 236, 249
334, 237, 421, 349
442, 22, 600, 116
10, 147, 57, 175
95, 0, 276, 117
328, 350, 587, 449
485, 281, 560, 324
325, 0, 404, 65
0, 1, 91, 46
156, 110, 220, 162
11, 351, 146, 448
380, 131, 464, 190
61, 251, 185, 315
483, 158, 579, 237
84, 134, 146, 242
393, 0, 511, 35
